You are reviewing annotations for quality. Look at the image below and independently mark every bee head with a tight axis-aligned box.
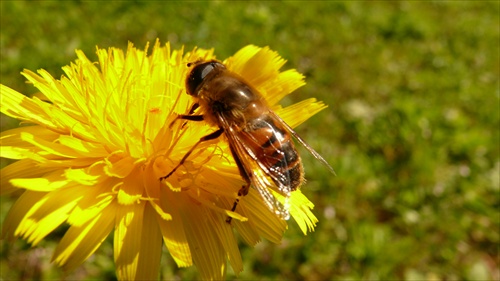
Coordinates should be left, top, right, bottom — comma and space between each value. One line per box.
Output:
185, 60, 224, 97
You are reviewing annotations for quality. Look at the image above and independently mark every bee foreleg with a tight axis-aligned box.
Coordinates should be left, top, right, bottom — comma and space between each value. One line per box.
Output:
177, 115, 204, 121
187, 103, 200, 114
226, 181, 251, 224
169, 114, 204, 128
168, 103, 202, 128
226, 146, 252, 224
159, 128, 223, 181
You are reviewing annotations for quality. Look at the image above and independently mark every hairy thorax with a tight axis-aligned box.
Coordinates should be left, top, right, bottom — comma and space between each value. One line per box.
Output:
198, 75, 268, 130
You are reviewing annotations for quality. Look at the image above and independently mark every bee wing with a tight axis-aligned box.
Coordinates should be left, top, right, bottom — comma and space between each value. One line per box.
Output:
268, 111, 336, 175
218, 116, 291, 219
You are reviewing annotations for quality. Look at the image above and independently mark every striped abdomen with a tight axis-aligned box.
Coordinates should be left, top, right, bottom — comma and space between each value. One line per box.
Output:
238, 115, 304, 191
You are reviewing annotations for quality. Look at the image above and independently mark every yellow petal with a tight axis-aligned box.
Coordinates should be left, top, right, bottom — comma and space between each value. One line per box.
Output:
142, 159, 173, 221
206, 210, 243, 275
0, 159, 57, 195
134, 203, 162, 281
9, 187, 81, 245
10, 177, 68, 192
19, 132, 82, 158
114, 201, 146, 280
179, 194, 226, 280
0, 126, 57, 161
66, 181, 115, 227
104, 156, 139, 178
226, 45, 286, 91
289, 190, 318, 235
116, 169, 144, 206
64, 168, 101, 186
57, 135, 109, 157
2, 81, 97, 142
1, 191, 44, 241
225, 45, 305, 107
237, 189, 287, 245
232, 215, 261, 247
276, 98, 328, 129
1, 126, 59, 146
21, 68, 85, 120
52, 201, 115, 271
156, 187, 193, 268
265, 69, 306, 106
0, 84, 59, 129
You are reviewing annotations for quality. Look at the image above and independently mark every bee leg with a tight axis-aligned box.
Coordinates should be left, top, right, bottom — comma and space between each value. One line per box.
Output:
226, 181, 250, 224
169, 113, 204, 129
179, 103, 202, 129
168, 103, 201, 128
226, 146, 252, 224
177, 115, 204, 121
187, 103, 199, 114
159, 128, 223, 181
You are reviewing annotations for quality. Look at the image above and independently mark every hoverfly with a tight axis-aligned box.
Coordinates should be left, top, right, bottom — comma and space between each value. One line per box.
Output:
161, 59, 334, 223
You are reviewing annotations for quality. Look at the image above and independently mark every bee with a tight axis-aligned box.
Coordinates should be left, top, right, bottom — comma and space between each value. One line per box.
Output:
161, 59, 334, 223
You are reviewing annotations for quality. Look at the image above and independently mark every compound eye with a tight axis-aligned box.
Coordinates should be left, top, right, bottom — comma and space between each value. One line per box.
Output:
186, 62, 215, 96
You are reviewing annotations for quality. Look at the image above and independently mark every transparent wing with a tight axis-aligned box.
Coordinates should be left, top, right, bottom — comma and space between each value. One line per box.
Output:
268, 110, 336, 175
218, 115, 291, 219
236, 115, 296, 194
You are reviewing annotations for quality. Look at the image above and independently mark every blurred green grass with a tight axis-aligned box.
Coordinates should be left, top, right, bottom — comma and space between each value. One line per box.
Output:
1, 1, 498, 280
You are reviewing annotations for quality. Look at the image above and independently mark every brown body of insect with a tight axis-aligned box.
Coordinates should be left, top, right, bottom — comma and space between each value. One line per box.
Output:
161, 60, 333, 223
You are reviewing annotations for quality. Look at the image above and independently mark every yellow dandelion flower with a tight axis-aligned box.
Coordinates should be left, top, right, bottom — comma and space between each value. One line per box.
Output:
0, 40, 327, 280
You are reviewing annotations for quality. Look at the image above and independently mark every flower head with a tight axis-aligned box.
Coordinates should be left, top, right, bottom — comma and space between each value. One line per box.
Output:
1, 40, 326, 280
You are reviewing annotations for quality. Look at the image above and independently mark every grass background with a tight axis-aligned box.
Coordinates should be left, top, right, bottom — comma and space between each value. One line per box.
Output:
1, 1, 498, 280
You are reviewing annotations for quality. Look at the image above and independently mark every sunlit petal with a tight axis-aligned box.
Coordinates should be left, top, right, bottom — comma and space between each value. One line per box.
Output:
53, 201, 115, 271
17, 186, 82, 245
114, 201, 146, 280
135, 203, 162, 281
